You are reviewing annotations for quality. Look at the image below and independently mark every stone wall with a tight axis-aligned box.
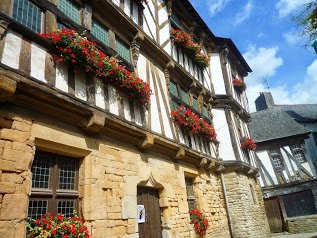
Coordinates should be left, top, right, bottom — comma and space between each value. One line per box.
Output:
224, 171, 270, 238
0, 107, 35, 237
286, 215, 317, 233
0, 104, 270, 238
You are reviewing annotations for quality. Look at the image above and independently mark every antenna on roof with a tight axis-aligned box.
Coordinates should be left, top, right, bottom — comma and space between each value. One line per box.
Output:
263, 75, 270, 91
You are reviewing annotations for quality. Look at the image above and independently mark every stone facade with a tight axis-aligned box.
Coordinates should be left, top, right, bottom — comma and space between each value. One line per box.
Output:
0, 0, 270, 237
286, 215, 317, 234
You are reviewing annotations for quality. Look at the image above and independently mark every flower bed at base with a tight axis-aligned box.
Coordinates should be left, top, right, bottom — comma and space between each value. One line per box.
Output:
232, 78, 246, 93
240, 136, 256, 151
39, 29, 151, 110
171, 106, 216, 142
189, 208, 209, 236
170, 29, 209, 68
26, 213, 90, 238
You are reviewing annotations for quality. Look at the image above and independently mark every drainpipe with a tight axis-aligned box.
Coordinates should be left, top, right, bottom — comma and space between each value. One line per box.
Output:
220, 171, 234, 238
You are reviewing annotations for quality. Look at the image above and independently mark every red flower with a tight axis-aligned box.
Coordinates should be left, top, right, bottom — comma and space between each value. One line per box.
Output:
233, 78, 246, 93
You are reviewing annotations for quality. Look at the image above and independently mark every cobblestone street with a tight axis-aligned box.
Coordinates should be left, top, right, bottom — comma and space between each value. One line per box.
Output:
271, 232, 317, 238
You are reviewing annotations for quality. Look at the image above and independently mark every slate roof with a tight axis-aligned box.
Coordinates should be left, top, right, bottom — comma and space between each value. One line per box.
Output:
249, 108, 310, 143
274, 104, 317, 122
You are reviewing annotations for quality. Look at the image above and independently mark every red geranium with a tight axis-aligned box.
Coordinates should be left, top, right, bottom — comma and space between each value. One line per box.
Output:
232, 78, 246, 93
170, 29, 209, 68
240, 136, 256, 150
39, 29, 151, 109
189, 208, 209, 235
171, 106, 216, 142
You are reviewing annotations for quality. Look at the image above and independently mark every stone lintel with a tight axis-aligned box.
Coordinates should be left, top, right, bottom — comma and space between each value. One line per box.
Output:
0, 76, 17, 102
84, 113, 106, 132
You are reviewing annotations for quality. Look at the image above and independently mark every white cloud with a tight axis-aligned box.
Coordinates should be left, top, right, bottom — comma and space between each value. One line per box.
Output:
234, 0, 253, 25
207, 0, 232, 17
244, 45, 317, 111
257, 33, 264, 38
243, 45, 284, 111
276, 0, 311, 18
283, 30, 302, 45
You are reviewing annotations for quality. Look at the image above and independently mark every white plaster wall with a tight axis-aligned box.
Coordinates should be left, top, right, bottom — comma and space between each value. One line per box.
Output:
257, 150, 278, 185
94, 77, 106, 110
74, 71, 87, 101
1, 30, 22, 69
108, 85, 119, 116
122, 96, 132, 122
143, 0, 157, 41
112, 0, 120, 6
156, 68, 173, 140
210, 53, 226, 94
158, 0, 170, 53
303, 123, 317, 165
212, 108, 236, 161
31, 43, 46, 83
55, 62, 68, 93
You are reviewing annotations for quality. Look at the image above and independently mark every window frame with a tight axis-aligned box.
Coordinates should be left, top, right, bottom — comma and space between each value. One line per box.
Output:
185, 177, 196, 211
290, 144, 307, 163
269, 148, 284, 169
28, 151, 80, 220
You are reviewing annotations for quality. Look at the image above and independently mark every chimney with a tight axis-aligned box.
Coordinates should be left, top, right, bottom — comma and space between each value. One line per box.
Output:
255, 92, 275, 111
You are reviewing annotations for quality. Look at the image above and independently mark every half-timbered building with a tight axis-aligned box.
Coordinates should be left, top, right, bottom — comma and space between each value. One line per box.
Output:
0, 0, 269, 237
250, 92, 317, 234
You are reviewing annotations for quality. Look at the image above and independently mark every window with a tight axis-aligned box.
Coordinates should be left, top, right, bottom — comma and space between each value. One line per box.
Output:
185, 178, 196, 211
180, 88, 189, 105
202, 104, 209, 118
58, 0, 81, 25
124, 0, 141, 25
91, 19, 109, 46
290, 144, 307, 163
116, 38, 131, 62
272, 156, 283, 168
28, 152, 79, 220
192, 96, 200, 112
12, 0, 42, 33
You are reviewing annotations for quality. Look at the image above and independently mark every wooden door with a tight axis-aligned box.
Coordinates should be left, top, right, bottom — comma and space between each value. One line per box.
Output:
137, 187, 162, 238
264, 197, 284, 233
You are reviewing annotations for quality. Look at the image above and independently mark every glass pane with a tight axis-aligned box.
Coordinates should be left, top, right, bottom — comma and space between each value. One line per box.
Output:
172, 101, 179, 110
28, 200, 48, 220
13, 0, 42, 33
59, 159, 76, 190
57, 200, 74, 217
180, 89, 189, 105
92, 19, 109, 46
116, 38, 130, 62
202, 105, 208, 117
170, 81, 178, 97
58, 0, 81, 24
192, 97, 199, 111
32, 156, 51, 189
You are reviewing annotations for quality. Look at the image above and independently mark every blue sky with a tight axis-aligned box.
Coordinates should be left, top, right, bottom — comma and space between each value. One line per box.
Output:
189, 0, 317, 111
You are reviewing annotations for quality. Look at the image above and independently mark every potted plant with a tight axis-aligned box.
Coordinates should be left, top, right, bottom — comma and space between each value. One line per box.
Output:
26, 213, 90, 238
189, 208, 209, 236
171, 106, 216, 142
232, 78, 246, 93
240, 136, 256, 150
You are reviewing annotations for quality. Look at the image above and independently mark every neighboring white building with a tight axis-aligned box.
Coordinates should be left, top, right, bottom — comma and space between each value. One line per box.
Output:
250, 92, 317, 234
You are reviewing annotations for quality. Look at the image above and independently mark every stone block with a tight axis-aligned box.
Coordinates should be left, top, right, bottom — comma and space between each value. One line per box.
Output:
122, 196, 137, 219
0, 194, 28, 220
0, 160, 15, 172
14, 221, 26, 238
0, 182, 15, 193
107, 212, 122, 220
159, 198, 169, 208
0, 221, 14, 238
12, 142, 33, 153
0, 140, 12, 148
124, 176, 141, 196
0, 129, 29, 142
2, 148, 33, 171
111, 226, 126, 236
12, 121, 31, 132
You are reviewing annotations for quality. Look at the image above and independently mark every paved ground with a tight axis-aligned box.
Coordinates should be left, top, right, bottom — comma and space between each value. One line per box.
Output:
271, 232, 317, 238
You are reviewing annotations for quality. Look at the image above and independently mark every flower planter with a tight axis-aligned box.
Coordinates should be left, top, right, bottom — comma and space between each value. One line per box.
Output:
170, 29, 209, 68
240, 136, 256, 150
171, 106, 216, 142
189, 208, 209, 236
233, 78, 246, 93
40, 29, 151, 109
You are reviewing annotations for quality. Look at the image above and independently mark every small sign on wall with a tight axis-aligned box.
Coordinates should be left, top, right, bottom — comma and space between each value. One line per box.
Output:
137, 205, 145, 223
